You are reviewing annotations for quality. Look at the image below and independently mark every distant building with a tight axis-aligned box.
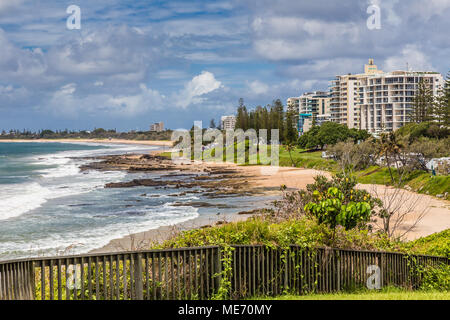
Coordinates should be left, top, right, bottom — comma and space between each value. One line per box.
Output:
150, 122, 164, 132
221, 115, 236, 130
288, 91, 331, 135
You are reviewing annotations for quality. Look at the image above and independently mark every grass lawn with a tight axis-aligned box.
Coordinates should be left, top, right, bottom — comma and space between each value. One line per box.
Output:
253, 289, 450, 300
160, 144, 449, 199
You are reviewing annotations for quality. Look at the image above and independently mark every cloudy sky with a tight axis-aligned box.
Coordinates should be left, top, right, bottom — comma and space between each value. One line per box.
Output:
0, 0, 449, 131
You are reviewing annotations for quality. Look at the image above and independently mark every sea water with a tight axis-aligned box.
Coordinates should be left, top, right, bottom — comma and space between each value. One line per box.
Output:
0, 142, 268, 260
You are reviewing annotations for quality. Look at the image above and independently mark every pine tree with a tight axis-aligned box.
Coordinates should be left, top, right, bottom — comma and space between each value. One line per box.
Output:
284, 109, 298, 143
411, 79, 434, 123
433, 72, 450, 126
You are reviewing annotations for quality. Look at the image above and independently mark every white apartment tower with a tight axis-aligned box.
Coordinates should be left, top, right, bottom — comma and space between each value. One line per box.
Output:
360, 71, 444, 133
330, 59, 444, 133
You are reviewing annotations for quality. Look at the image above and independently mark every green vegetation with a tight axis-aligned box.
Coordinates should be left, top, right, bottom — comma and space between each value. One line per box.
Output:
160, 215, 407, 253
406, 229, 450, 258
253, 287, 450, 300
158, 171, 449, 256
0, 128, 173, 141
356, 167, 450, 199
278, 147, 337, 170
298, 122, 370, 150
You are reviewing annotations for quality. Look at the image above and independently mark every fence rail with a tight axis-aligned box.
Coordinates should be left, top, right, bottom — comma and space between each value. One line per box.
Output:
0, 246, 448, 300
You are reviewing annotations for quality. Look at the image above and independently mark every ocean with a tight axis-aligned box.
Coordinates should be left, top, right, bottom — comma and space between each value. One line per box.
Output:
0, 142, 268, 261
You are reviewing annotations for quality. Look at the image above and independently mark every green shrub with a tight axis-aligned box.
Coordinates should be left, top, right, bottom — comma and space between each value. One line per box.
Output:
420, 263, 450, 291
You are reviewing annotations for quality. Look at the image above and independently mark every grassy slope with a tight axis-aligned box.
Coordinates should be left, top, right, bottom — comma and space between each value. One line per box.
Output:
161, 144, 449, 198
406, 229, 450, 258
253, 289, 450, 300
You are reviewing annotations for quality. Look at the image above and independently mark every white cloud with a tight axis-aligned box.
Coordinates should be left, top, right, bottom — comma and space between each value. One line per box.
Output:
175, 71, 222, 108
251, 16, 360, 60
0, 0, 22, 13
405, 0, 450, 20
107, 84, 166, 115
247, 80, 269, 95
383, 45, 434, 71
157, 69, 188, 80
0, 29, 47, 83
46, 82, 166, 118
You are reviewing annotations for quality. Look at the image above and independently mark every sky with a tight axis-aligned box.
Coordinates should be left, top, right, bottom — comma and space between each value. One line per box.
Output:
0, 0, 449, 131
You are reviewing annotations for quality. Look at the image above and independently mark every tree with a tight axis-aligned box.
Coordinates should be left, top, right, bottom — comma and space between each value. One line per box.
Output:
327, 139, 377, 172
370, 184, 430, 240
433, 71, 450, 126
284, 109, 298, 144
209, 119, 216, 129
235, 98, 249, 131
375, 132, 404, 184
411, 79, 434, 123
298, 122, 370, 150
284, 142, 297, 167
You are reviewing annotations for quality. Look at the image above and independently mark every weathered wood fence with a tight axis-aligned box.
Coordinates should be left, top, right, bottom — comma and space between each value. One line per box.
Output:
0, 245, 448, 300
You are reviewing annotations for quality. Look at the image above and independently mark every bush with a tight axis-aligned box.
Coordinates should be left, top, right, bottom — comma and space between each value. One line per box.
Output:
327, 139, 377, 171
273, 174, 381, 225
396, 122, 450, 142
420, 264, 450, 291
304, 187, 372, 232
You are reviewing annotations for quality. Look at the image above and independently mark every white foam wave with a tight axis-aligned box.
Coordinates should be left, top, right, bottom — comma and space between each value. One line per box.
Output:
0, 182, 52, 220
0, 206, 199, 258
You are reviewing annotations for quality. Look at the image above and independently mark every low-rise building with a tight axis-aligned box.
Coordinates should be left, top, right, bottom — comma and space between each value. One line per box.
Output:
150, 122, 164, 132
221, 115, 236, 130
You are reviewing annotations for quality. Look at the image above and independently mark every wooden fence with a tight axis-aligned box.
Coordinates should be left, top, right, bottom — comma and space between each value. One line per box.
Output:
0, 245, 448, 300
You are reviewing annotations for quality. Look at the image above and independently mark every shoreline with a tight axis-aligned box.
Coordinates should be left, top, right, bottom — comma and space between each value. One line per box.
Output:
90, 209, 259, 254
82, 153, 277, 254
86, 153, 450, 251
0, 138, 175, 147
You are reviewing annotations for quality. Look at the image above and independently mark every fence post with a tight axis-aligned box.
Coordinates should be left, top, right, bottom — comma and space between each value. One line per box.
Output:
380, 253, 384, 289
215, 247, 222, 296
134, 253, 143, 300
336, 249, 341, 293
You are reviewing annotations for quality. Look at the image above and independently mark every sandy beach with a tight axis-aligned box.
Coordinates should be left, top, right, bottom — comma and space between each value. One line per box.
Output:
0, 138, 175, 147
89, 154, 450, 253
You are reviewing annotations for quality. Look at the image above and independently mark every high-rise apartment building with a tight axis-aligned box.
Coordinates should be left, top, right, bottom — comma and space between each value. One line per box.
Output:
359, 71, 443, 133
330, 59, 444, 133
330, 59, 384, 129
